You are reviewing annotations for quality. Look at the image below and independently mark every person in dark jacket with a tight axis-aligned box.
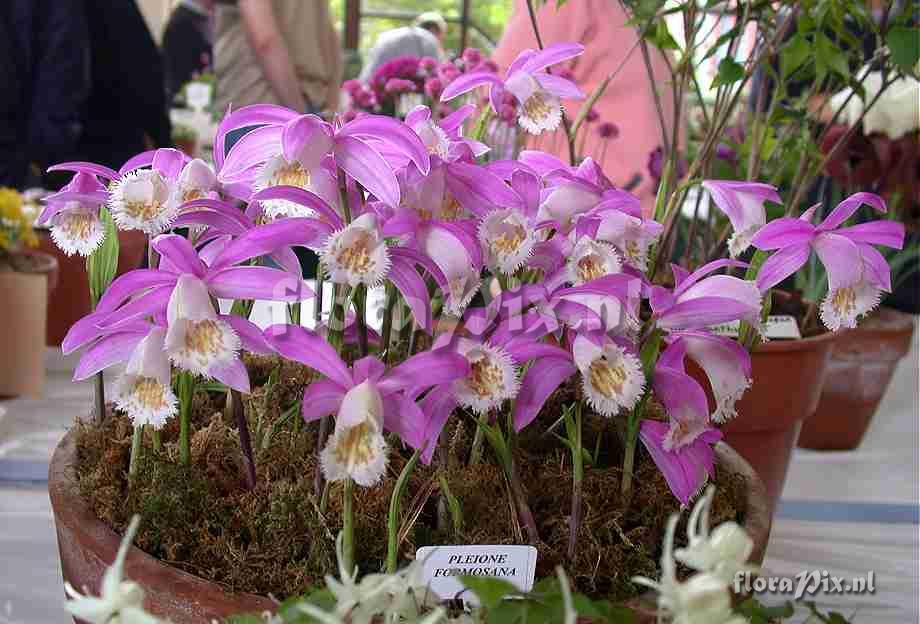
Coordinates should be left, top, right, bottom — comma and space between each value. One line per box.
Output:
0, 0, 90, 189
77, 0, 171, 171
163, 0, 215, 104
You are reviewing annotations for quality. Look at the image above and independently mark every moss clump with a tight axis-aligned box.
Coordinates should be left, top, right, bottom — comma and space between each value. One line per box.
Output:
75, 359, 750, 603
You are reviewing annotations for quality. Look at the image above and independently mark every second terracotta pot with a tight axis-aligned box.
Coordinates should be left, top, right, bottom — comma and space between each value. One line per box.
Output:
798, 308, 915, 451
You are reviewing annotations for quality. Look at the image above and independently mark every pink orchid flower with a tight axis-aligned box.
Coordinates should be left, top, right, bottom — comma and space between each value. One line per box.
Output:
263, 325, 470, 484
38, 172, 110, 256
701, 180, 781, 257
441, 43, 585, 134
751, 192, 905, 331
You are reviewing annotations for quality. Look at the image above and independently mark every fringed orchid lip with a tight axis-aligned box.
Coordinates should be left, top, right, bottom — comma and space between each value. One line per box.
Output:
170, 159, 217, 210
320, 380, 389, 487
701, 180, 781, 258
109, 169, 176, 234
113, 327, 177, 429
50, 204, 105, 257
453, 342, 520, 414
479, 208, 535, 275
819, 278, 882, 332
567, 238, 623, 285
165, 275, 241, 377
573, 335, 644, 417
254, 155, 317, 219
321, 214, 391, 287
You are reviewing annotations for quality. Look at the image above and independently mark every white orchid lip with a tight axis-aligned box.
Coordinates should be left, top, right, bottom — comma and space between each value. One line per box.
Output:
50, 205, 105, 257
819, 279, 881, 332
254, 155, 315, 219
320, 380, 389, 487
479, 209, 535, 275
506, 72, 563, 135
109, 169, 175, 234
454, 342, 520, 414
114, 375, 177, 429
575, 338, 645, 417
567, 238, 623, 285
321, 214, 391, 287
165, 275, 241, 376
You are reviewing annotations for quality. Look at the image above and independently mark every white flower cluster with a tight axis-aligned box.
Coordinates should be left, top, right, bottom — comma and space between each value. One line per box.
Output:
633, 486, 757, 624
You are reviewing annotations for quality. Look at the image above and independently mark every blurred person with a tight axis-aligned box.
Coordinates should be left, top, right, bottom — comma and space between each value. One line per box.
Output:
492, 0, 678, 216
359, 12, 447, 81
0, 0, 90, 189
163, 0, 215, 104
78, 0, 171, 170
214, 0, 342, 116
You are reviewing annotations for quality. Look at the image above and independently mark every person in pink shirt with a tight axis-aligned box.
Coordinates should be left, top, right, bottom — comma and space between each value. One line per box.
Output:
492, 0, 678, 215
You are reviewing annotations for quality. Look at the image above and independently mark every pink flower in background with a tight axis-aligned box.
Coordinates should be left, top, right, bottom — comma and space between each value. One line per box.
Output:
701, 180, 781, 257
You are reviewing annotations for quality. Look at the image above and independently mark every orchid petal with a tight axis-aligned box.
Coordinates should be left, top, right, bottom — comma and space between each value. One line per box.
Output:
282, 115, 334, 169
94, 270, 179, 315
813, 233, 862, 290
378, 350, 470, 397
48, 161, 119, 180
447, 161, 523, 215
657, 297, 760, 331
151, 148, 187, 179
834, 220, 905, 250
206, 266, 313, 301
418, 385, 459, 464
440, 104, 477, 133
440, 72, 504, 101
387, 252, 432, 333
514, 357, 577, 432
756, 243, 811, 292
152, 234, 207, 277
251, 186, 343, 228
213, 103, 299, 169
210, 358, 251, 393
333, 135, 400, 207
750, 218, 816, 250
220, 125, 283, 183
73, 330, 148, 380
301, 379, 347, 422
534, 73, 584, 99
209, 217, 328, 270
819, 192, 887, 231
263, 325, 353, 389
519, 43, 585, 74
222, 314, 273, 354
672, 259, 749, 298
340, 115, 430, 176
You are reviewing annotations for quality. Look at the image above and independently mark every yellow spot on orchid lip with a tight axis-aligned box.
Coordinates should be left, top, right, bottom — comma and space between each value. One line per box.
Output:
271, 162, 310, 189
182, 188, 205, 203
124, 199, 165, 220
60, 212, 95, 240
441, 194, 464, 220
183, 319, 225, 365
132, 377, 169, 410
577, 254, 606, 283
589, 357, 627, 399
831, 287, 856, 316
467, 355, 504, 398
335, 231, 375, 275
333, 422, 377, 467
491, 225, 527, 256
522, 92, 553, 121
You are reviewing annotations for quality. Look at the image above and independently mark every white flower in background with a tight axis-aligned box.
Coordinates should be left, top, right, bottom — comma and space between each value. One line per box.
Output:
165, 274, 241, 376
321, 213, 391, 287
64, 516, 164, 624
572, 335, 645, 417
114, 327, 177, 429
566, 238, 623, 285
479, 209, 535, 275
453, 340, 520, 414
320, 380, 389, 487
675, 486, 757, 585
634, 491, 752, 624
831, 70, 920, 140
109, 169, 176, 235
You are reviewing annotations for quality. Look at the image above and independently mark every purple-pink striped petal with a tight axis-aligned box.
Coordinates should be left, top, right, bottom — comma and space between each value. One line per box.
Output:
339, 115, 430, 176
333, 135, 400, 207
206, 266, 313, 302
48, 161, 119, 180
152, 235, 207, 277
301, 379, 347, 422
519, 43, 585, 74
440, 71, 504, 101
819, 192, 887, 231
834, 220, 905, 250
514, 357, 577, 432
263, 324, 353, 389
756, 242, 811, 292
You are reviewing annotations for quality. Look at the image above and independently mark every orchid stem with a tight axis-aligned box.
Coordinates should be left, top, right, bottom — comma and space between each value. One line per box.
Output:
381, 283, 397, 361
620, 409, 640, 506
567, 404, 583, 560
314, 415, 330, 499
177, 371, 196, 465
342, 477, 355, 574
128, 425, 142, 483
287, 301, 301, 326
314, 264, 325, 324
469, 413, 487, 465
93, 373, 106, 425
387, 448, 421, 573
151, 427, 161, 453
353, 284, 369, 357
229, 389, 256, 490
508, 458, 540, 545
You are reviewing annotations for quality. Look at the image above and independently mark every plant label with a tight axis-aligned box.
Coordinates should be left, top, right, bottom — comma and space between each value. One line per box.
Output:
709, 315, 802, 340
415, 544, 538, 605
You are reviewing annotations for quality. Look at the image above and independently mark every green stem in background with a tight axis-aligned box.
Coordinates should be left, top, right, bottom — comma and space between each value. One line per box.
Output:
380, 283, 397, 361
177, 371, 196, 465
128, 425, 142, 482
342, 477, 355, 574
92, 374, 106, 425
314, 264, 325, 324
566, 404, 583, 561
468, 412, 488, 465
326, 284, 349, 355
619, 409, 640, 505
479, 418, 540, 544
151, 427, 161, 453
386, 448, 422, 573
353, 284, 369, 357
287, 301, 302, 326
86, 207, 120, 424
229, 389, 256, 490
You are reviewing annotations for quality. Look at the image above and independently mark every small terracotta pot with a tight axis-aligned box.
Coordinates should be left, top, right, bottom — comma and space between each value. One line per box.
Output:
38, 229, 147, 346
49, 431, 770, 623
693, 330, 838, 517
798, 308, 916, 450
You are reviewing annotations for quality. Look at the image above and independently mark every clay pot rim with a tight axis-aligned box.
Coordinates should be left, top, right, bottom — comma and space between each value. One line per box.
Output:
49, 428, 771, 618
754, 327, 838, 353
3, 248, 59, 275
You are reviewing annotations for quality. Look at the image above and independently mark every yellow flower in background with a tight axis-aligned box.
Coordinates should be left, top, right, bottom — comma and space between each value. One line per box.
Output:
0, 187, 37, 252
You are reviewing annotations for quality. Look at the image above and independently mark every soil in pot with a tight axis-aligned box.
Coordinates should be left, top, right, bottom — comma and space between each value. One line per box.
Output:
66, 355, 764, 610
799, 307, 916, 450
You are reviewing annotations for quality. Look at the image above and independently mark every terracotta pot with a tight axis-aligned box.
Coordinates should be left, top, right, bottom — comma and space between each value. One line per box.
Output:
0, 250, 58, 397
798, 308, 916, 450
692, 330, 837, 517
49, 429, 770, 624
38, 229, 147, 346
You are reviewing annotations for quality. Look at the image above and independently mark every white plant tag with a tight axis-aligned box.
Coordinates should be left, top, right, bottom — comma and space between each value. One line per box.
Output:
708, 315, 802, 340
415, 545, 538, 605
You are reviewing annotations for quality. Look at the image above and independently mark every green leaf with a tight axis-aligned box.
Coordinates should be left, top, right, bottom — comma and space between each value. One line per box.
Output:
651, 20, 680, 50
815, 33, 849, 78
887, 27, 920, 71
85, 207, 119, 307
781, 34, 811, 76
711, 57, 744, 89
639, 330, 662, 380
461, 576, 519, 609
